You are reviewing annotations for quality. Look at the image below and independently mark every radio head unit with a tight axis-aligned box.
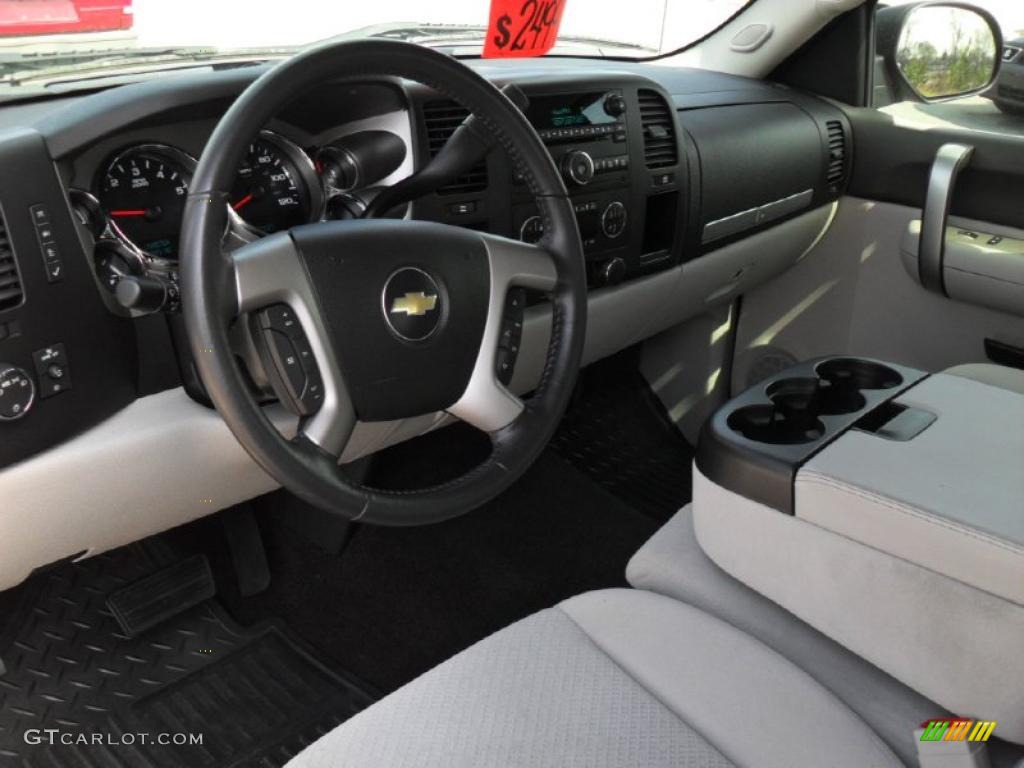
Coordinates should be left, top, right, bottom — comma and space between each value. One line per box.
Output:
526, 90, 627, 142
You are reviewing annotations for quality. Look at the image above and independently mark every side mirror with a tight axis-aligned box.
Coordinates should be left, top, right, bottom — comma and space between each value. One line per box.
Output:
877, 2, 1002, 103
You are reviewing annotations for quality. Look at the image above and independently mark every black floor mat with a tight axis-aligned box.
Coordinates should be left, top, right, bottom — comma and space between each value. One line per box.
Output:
550, 352, 695, 521
210, 447, 661, 696
0, 542, 374, 767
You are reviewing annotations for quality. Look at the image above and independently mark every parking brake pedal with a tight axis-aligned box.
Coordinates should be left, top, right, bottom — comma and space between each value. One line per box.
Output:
107, 554, 215, 637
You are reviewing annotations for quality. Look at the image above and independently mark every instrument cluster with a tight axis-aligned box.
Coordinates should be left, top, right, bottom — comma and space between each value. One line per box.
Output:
87, 130, 323, 260
69, 127, 406, 313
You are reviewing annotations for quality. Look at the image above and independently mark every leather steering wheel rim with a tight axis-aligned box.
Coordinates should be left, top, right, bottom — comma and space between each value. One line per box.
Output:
181, 40, 587, 525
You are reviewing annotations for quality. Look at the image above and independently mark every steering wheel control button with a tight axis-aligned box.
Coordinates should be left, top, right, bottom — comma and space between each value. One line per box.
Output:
31, 344, 71, 399
382, 267, 442, 342
496, 288, 526, 386
0, 365, 35, 420
272, 331, 307, 396
256, 304, 324, 416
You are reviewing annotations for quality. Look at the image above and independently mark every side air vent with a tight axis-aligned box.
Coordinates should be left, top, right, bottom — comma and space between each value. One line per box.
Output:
422, 100, 488, 195
638, 89, 678, 169
0, 215, 23, 311
825, 120, 847, 186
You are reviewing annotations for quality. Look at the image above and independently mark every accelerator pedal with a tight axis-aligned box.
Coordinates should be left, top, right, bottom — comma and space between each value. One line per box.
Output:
107, 554, 215, 637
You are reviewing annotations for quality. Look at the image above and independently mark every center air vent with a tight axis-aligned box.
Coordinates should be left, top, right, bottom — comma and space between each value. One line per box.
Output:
825, 120, 847, 186
0, 215, 23, 312
422, 100, 488, 195
638, 89, 678, 169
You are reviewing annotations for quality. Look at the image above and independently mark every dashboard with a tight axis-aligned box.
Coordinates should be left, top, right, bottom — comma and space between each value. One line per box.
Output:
0, 56, 850, 475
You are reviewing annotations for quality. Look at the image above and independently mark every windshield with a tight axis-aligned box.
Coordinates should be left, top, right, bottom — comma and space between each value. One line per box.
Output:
0, 0, 751, 84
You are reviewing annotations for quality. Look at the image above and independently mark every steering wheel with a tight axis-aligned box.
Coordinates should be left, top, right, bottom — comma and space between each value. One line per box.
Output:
180, 40, 586, 525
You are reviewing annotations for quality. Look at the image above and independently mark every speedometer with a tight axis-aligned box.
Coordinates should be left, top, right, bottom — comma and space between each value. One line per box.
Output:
97, 144, 195, 260
230, 132, 321, 234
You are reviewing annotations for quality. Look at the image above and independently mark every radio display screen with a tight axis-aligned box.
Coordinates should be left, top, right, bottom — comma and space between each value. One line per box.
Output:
527, 92, 616, 129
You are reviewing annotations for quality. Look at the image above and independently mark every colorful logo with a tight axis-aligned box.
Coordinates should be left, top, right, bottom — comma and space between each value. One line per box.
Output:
920, 719, 996, 742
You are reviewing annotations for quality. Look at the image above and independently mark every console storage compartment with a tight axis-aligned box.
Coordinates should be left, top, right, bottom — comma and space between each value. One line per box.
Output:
693, 360, 1024, 743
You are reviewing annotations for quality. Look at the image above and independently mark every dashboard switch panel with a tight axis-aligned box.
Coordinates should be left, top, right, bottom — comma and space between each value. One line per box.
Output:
30, 204, 64, 283
32, 343, 72, 399
255, 304, 324, 416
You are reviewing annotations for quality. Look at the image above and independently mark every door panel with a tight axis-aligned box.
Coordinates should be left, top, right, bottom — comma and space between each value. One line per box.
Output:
845, 106, 1024, 231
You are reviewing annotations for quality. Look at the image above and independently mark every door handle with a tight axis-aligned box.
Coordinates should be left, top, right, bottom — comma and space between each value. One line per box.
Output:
919, 143, 974, 295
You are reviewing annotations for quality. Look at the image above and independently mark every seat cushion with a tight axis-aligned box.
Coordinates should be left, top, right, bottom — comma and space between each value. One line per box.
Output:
287, 589, 901, 768
945, 363, 1024, 395
627, 506, 947, 765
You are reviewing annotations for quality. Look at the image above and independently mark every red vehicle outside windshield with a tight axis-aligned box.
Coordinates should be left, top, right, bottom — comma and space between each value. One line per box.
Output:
0, 0, 131, 36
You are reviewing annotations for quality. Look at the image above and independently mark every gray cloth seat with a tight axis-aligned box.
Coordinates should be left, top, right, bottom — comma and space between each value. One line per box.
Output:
287, 588, 901, 768
627, 506, 942, 766
945, 362, 1024, 395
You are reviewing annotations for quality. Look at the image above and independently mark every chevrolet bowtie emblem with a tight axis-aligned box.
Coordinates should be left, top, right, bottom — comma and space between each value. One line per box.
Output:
390, 291, 438, 317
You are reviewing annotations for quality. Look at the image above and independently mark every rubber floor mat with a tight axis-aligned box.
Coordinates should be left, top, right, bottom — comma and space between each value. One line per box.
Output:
0, 542, 375, 767
550, 352, 694, 521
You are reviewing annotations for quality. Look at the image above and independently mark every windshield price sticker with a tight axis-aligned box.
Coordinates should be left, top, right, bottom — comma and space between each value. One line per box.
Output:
483, 0, 568, 59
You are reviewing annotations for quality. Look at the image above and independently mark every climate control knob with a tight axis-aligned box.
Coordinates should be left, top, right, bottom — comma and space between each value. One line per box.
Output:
0, 365, 35, 421
601, 201, 628, 238
561, 150, 595, 186
598, 257, 627, 286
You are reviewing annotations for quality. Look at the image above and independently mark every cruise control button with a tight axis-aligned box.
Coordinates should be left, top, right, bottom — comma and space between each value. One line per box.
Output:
292, 335, 316, 368
495, 348, 515, 385
301, 370, 324, 411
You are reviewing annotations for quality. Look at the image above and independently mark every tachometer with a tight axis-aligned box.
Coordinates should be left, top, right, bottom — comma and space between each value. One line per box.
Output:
230, 132, 321, 234
97, 144, 195, 260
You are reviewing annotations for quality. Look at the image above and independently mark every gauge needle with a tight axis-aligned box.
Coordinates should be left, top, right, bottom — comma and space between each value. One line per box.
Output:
232, 194, 254, 211
110, 209, 148, 217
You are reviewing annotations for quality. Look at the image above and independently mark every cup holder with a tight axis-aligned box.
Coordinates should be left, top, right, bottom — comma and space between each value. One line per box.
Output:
723, 358, 907, 446
728, 403, 826, 445
704, 356, 923, 512
817, 358, 903, 391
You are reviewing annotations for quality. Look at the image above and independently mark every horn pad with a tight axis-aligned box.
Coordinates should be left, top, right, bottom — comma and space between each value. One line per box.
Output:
291, 219, 491, 421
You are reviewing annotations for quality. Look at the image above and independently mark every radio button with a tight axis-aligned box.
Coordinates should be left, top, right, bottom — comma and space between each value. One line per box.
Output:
604, 93, 627, 117
561, 150, 595, 186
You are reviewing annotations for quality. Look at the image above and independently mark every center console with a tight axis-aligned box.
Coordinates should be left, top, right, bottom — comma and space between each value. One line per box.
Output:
417, 76, 687, 290
514, 84, 685, 288
693, 358, 1024, 744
